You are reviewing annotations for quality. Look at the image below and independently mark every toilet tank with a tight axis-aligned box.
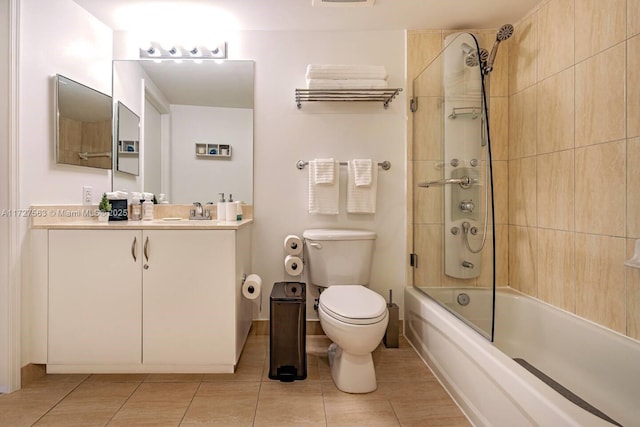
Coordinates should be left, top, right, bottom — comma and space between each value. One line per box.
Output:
303, 229, 376, 287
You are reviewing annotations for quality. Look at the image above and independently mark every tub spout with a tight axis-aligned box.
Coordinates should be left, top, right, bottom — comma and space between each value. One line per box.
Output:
462, 260, 474, 269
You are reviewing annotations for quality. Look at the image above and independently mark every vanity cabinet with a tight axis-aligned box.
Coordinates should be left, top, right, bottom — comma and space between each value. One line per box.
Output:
47, 226, 252, 373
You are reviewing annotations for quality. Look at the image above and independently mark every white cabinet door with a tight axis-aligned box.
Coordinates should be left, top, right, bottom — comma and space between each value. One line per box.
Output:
48, 230, 142, 365
142, 230, 236, 365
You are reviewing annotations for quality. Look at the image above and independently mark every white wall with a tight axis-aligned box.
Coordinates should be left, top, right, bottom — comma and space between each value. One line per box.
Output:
170, 104, 253, 204
233, 31, 407, 320
19, 0, 113, 366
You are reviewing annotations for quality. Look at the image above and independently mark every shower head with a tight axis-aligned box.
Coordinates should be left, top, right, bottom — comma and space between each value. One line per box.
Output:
484, 24, 514, 75
461, 42, 480, 67
496, 24, 514, 41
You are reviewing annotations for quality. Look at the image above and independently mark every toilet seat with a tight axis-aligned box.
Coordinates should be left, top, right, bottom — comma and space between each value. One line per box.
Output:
319, 286, 387, 325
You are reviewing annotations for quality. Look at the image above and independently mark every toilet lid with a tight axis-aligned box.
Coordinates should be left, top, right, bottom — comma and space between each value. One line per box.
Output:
319, 286, 388, 325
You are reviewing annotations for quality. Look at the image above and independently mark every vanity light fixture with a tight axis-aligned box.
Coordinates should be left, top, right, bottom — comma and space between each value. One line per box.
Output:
140, 42, 227, 59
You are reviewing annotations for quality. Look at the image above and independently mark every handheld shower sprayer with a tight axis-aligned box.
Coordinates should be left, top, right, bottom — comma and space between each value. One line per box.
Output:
483, 24, 514, 75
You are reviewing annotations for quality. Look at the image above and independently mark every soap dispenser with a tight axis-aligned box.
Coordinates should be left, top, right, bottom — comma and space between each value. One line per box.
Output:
142, 198, 154, 221
225, 194, 237, 222
217, 193, 226, 221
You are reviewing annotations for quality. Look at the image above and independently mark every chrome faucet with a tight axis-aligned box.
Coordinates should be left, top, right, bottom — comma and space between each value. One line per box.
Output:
189, 202, 211, 220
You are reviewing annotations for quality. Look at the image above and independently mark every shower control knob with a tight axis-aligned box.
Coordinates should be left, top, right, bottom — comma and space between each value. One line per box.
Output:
450, 227, 460, 235
459, 200, 475, 212
470, 227, 478, 235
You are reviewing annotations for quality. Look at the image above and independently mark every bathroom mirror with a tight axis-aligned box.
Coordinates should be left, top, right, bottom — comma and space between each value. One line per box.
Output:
55, 74, 112, 170
116, 101, 140, 176
111, 59, 254, 204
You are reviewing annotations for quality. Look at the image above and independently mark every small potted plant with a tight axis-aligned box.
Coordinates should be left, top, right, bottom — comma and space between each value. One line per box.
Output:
98, 193, 111, 222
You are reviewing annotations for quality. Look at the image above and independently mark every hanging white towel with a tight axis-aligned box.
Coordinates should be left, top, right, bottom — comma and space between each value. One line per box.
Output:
313, 158, 335, 184
352, 159, 373, 187
309, 160, 339, 215
347, 161, 378, 214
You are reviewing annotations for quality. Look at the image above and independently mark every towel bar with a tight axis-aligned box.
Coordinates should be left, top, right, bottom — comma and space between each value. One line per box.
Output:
296, 160, 390, 171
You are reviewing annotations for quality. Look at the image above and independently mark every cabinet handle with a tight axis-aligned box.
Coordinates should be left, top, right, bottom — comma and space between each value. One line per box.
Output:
131, 236, 137, 261
144, 236, 149, 262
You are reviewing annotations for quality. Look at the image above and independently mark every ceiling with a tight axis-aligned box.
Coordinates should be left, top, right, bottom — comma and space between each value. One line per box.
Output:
73, 0, 540, 32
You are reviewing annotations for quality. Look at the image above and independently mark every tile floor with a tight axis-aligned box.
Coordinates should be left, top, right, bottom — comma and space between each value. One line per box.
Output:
0, 335, 470, 426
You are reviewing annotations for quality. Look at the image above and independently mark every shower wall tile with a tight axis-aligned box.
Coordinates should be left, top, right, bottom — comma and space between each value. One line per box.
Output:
413, 224, 443, 287
575, 43, 626, 148
630, 0, 640, 37
489, 97, 509, 161
628, 35, 640, 139
508, 225, 537, 297
575, 140, 626, 237
536, 68, 574, 154
412, 97, 443, 161
407, 31, 443, 85
509, 86, 537, 159
537, 0, 574, 80
413, 161, 443, 224
537, 228, 575, 312
537, 150, 574, 231
492, 160, 509, 225
575, 0, 626, 62
509, 14, 538, 95
478, 224, 508, 288
508, 157, 537, 227
627, 238, 640, 340
628, 138, 640, 238
575, 233, 626, 333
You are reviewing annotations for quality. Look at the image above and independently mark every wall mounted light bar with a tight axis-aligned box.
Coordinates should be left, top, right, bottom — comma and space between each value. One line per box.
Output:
139, 42, 227, 59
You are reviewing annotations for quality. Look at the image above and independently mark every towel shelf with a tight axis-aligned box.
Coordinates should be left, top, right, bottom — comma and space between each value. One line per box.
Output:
295, 88, 402, 109
296, 160, 390, 171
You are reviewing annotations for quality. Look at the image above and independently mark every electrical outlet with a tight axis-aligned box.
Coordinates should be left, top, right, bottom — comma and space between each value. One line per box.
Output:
82, 186, 93, 205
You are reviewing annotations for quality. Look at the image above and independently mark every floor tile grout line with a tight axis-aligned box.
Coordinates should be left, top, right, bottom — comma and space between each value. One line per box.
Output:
177, 379, 203, 426
29, 375, 91, 426
104, 377, 145, 426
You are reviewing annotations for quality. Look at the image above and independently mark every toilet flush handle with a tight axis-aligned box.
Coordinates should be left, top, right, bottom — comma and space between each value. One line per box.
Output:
307, 241, 322, 249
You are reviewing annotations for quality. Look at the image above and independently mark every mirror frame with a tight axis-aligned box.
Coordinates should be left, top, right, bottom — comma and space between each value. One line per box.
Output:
54, 74, 113, 170
115, 101, 140, 176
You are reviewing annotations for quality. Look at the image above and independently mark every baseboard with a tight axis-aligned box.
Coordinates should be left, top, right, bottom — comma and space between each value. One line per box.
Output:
21, 364, 46, 387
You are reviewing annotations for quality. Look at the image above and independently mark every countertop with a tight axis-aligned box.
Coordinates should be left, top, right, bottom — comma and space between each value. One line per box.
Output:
29, 205, 253, 230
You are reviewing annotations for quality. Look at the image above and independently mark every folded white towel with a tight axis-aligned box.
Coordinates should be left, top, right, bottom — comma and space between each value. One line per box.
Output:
352, 159, 373, 187
312, 158, 335, 184
306, 64, 388, 81
309, 160, 339, 215
306, 79, 389, 90
347, 161, 377, 214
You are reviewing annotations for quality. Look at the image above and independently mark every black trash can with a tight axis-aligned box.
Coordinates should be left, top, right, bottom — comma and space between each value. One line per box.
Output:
269, 281, 306, 382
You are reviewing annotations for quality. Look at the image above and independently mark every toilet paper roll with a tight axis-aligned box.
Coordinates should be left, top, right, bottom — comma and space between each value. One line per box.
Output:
242, 274, 262, 300
283, 234, 303, 256
284, 255, 304, 276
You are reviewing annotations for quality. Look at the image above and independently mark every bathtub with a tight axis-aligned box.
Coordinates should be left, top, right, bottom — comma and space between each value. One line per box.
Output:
405, 286, 640, 427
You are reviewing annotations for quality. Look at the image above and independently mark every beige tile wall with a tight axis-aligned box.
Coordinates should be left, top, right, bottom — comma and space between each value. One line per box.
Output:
408, 0, 640, 341
507, 0, 639, 339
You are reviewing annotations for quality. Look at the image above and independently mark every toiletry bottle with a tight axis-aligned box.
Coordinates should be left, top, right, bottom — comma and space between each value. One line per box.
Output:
217, 193, 226, 221
130, 197, 141, 221
226, 194, 237, 222
142, 198, 154, 221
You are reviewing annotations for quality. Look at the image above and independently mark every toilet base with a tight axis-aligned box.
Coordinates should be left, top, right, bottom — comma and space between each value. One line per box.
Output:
327, 343, 377, 393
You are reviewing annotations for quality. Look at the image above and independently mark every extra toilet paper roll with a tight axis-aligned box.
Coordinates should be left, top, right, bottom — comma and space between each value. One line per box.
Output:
284, 255, 304, 276
283, 234, 303, 256
242, 274, 262, 300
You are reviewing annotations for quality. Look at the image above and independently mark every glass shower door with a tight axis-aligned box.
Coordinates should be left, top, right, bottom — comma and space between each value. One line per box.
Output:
411, 32, 496, 340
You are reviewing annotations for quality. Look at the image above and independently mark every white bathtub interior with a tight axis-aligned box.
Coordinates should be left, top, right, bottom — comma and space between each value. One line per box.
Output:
407, 286, 640, 427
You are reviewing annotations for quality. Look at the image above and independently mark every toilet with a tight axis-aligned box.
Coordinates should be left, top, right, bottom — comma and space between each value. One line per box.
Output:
303, 228, 388, 393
